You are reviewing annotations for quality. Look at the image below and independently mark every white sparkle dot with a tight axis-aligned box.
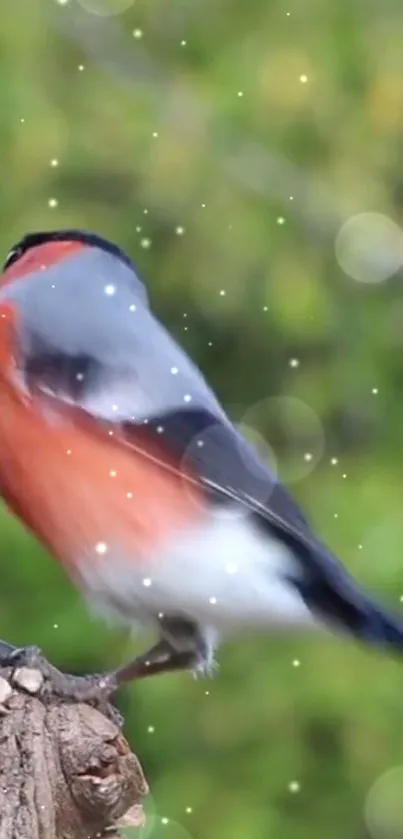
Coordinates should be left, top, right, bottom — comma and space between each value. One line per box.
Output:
237, 90, 244, 97
289, 195, 294, 200
53, 623, 59, 629
133, 29, 143, 39
143, 208, 148, 215
209, 596, 217, 605
400, 596, 403, 603
66, 449, 72, 455
304, 452, 313, 462
289, 781, 300, 793
171, 366, 178, 375
95, 542, 108, 555
112, 404, 119, 412
334, 513, 339, 518
176, 226, 185, 235
330, 458, 338, 465
219, 289, 226, 296
56, 0, 69, 4
158, 612, 164, 619
136, 226, 142, 232
289, 358, 300, 368
143, 577, 152, 587
76, 372, 84, 381
140, 238, 151, 249
225, 562, 238, 574
205, 690, 210, 695
48, 198, 58, 208
208, 341, 213, 346
157, 426, 164, 434
277, 216, 285, 225
108, 430, 114, 436
152, 131, 158, 138
127, 492, 133, 499
196, 440, 204, 448
342, 473, 347, 478
129, 304, 136, 311
109, 470, 117, 477
181, 40, 187, 46
299, 74, 308, 83
184, 394, 192, 402
263, 305, 268, 311
104, 284, 116, 295
20, 118, 25, 123
161, 818, 169, 825
292, 659, 300, 667
147, 726, 155, 733
50, 158, 59, 167
372, 388, 378, 394
201, 203, 206, 208
78, 64, 85, 71
186, 807, 193, 813
358, 544, 363, 550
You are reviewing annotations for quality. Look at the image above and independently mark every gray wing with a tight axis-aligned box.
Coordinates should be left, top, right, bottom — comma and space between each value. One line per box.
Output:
0, 243, 329, 537
0, 245, 227, 423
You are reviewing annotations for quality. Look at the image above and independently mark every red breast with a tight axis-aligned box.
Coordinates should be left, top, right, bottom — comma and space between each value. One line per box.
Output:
0, 305, 207, 586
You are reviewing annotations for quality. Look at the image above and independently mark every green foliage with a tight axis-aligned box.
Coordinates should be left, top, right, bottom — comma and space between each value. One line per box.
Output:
1, 1, 403, 836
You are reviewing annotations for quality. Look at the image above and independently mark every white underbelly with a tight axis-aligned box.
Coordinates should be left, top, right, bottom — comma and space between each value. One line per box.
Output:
79, 510, 314, 633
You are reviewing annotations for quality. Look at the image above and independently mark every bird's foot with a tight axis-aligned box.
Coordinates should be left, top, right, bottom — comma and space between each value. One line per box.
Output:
0, 634, 206, 720
0, 644, 123, 726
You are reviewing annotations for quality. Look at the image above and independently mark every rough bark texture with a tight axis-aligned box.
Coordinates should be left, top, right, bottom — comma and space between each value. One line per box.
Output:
0, 668, 148, 839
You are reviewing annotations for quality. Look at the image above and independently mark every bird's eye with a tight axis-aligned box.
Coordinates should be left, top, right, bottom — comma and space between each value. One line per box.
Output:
3, 246, 23, 271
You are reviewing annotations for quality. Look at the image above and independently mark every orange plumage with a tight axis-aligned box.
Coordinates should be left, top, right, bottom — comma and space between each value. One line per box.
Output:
0, 300, 207, 592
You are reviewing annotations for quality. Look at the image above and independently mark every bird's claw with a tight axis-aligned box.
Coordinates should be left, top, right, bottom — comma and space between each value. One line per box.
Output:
2, 644, 47, 670
0, 643, 123, 726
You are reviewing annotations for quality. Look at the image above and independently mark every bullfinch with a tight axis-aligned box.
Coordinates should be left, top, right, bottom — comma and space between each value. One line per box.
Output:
0, 229, 401, 700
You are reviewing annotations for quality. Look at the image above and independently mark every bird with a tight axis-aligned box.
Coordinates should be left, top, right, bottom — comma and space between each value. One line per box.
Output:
0, 227, 402, 702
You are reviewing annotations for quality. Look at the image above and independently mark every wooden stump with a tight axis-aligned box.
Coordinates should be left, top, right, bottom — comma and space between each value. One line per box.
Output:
0, 667, 148, 839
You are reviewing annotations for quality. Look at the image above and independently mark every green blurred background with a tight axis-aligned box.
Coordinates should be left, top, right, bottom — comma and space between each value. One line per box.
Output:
3, 0, 403, 837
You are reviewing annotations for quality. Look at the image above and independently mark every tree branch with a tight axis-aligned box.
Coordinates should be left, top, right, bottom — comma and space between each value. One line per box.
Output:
0, 663, 148, 839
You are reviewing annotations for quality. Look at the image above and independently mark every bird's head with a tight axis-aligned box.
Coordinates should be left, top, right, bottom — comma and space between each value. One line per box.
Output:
1, 229, 133, 286
0, 228, 149, 401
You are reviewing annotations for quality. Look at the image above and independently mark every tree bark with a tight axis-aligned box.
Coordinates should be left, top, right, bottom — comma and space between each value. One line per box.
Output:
0, 665, 148, 839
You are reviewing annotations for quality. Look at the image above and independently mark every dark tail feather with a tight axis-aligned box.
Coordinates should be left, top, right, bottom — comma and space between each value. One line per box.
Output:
357, 602, 403, 652
293, 562, 403, 654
